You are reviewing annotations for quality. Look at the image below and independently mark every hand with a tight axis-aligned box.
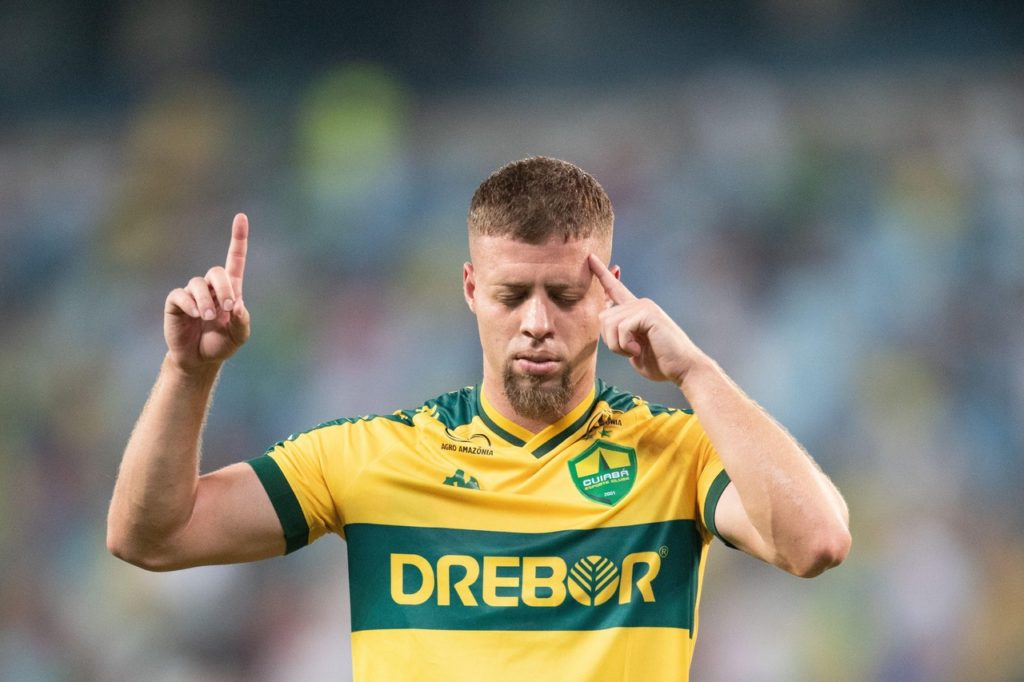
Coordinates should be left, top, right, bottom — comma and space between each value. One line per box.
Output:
588, 253, 704, 387
164, 214, 252, 374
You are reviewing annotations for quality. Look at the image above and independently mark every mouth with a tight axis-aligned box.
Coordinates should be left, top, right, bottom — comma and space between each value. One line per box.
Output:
512, 352, 562, 376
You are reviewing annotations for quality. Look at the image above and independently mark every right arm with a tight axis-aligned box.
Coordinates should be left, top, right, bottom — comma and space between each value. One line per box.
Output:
106, 214, 285, 570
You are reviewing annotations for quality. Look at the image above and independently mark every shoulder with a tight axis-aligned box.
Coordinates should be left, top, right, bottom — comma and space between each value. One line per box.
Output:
592, 380, 701, 447
294, 386, 480, 437
417, 385, 481, 429
595, 379, 693, 420
270, 388, 471, 450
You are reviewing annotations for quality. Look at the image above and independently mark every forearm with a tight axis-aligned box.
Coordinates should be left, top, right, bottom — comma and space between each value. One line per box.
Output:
680, 354, 850, 575
107, 355, 221, 564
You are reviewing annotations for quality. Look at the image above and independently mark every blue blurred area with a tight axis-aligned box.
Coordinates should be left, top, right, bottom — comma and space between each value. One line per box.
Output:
1, 2, 1022, 680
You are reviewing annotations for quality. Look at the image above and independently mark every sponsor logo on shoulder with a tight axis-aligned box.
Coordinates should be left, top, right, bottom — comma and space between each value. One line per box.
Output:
581, 409, 623, 440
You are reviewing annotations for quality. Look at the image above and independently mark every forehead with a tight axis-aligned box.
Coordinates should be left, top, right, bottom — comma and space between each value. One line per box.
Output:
469, 234, 606, 284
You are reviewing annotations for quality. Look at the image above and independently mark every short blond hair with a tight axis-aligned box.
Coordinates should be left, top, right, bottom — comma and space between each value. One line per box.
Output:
468, 156, 613, 244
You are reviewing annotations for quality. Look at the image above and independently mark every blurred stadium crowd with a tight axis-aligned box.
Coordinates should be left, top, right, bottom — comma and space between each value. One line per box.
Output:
1, 2, 1022, 680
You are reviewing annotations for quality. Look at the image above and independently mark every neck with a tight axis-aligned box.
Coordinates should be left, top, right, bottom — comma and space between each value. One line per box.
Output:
481, 366, 597, 435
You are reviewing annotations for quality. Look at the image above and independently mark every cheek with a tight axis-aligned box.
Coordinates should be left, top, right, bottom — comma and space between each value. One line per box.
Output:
477, 306, 517, 342
562, 311, 602, 349
576, 299, 606, 333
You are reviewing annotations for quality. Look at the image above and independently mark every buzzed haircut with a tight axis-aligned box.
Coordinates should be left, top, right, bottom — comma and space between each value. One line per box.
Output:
468, 156, 614, 244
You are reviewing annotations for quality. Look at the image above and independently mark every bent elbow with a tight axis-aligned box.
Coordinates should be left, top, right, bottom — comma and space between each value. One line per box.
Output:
791, 526, 852, 578
106, 527, 180, 572
106, 531, 146, 570
106, 522, 133, 563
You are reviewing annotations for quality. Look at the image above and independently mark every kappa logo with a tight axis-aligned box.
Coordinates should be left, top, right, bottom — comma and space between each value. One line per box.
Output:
569, 441, 637, 506
443, 469, 480, 489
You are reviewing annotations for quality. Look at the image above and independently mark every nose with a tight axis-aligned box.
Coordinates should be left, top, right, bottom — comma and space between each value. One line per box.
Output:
520, 295, 553, 339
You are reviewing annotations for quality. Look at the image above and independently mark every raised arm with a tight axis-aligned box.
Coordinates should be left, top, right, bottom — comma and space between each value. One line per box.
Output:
107, 214, 285, 571
588, 254, 851, 578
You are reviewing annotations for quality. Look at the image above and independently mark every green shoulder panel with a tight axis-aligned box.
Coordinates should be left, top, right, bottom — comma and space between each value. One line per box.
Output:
262, 409, 415, 457
422, 385, 480, 430
595, 380, 693, 416
313, 410, 416, 430
596, 379, 638, 412
648, 403, 693, 416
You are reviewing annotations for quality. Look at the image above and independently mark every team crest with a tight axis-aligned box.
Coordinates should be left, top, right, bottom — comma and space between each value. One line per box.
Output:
568, 441, 637, 506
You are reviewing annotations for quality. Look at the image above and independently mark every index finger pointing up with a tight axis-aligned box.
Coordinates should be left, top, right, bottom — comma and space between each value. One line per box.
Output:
587, 253, 636, 305
225, 213, 248, 297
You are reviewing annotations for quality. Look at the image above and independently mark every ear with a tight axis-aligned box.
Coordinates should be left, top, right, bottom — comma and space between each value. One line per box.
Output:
463, 262, 477, 313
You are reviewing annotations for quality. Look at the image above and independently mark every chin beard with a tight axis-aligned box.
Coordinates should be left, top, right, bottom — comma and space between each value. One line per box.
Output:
502, 362, 573, 423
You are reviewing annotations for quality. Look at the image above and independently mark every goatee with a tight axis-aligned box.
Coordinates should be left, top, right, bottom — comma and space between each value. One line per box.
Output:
503, 363, 573, 423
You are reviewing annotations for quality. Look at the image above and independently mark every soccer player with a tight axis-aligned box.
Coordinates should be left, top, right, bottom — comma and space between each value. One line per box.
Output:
108, 157, 850, 680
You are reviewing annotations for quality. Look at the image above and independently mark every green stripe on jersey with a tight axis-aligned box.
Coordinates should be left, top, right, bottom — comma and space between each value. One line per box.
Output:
475, 387, 527, 447
704, 470, 735, 548
248, 455, 310, 554
346, 520, 702, 632
531, 390, 599, 459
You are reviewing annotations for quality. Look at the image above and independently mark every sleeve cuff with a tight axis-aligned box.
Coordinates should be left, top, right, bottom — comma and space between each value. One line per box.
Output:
704, 469, 737, 549
248, 455, 311, 554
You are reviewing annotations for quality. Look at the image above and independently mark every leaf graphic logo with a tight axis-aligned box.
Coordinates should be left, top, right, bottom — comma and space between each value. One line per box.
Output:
567, 555, 620, 606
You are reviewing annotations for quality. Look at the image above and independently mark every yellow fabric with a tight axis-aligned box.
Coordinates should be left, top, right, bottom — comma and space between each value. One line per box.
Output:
255, 382, 729, 681
351, 628, 693, 681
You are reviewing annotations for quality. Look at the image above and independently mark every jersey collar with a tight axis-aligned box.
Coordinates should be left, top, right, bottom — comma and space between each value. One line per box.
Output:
476, 382, 601, 459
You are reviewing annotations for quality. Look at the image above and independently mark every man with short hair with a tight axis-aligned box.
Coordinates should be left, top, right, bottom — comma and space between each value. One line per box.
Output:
108, 156, 850, 680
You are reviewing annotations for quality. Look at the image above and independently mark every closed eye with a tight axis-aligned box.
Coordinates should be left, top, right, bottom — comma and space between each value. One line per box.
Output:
551, 294, 581, 307
492, 285, 583, 307
547, 286, 584, 307
497, 291, 527, 307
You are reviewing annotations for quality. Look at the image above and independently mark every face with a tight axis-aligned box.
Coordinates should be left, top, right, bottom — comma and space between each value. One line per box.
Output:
464, 234, 615, 424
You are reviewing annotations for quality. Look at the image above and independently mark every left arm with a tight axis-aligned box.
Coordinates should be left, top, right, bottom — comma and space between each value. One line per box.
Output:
676, 355, 849, 577
588, 254, 851, 578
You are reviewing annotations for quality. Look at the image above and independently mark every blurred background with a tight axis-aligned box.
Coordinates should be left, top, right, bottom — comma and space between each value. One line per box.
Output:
2, 1, 1022, 680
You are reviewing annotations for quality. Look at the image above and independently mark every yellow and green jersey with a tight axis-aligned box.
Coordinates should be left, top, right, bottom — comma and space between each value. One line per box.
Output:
248, 380, 732, 681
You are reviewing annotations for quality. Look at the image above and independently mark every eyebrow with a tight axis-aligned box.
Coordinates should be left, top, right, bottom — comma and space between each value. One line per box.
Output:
492, 282, 583, 294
